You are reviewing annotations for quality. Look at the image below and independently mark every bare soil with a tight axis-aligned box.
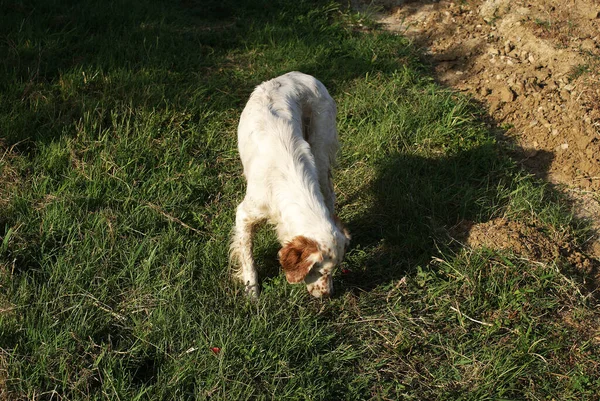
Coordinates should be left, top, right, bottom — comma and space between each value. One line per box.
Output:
375, 0, 600, 189
355, 0, 600, 261
456, 218, 598, 276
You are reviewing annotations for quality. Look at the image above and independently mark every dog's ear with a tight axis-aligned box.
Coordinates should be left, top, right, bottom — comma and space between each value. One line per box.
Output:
333, 214, 351, 248
278, 236, 322, 284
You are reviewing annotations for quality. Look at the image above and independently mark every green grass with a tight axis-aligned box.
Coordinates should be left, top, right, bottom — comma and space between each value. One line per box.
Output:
1, 0, 599, 399
568, 63, 591, 81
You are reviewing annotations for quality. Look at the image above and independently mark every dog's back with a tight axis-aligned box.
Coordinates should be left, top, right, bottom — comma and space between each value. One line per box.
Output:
238, 72, 336, 163
237, 72, 337, 225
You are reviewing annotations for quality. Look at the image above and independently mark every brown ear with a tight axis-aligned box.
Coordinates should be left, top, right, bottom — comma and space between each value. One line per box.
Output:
278, 236, 322, 284
333, 214, 351, 246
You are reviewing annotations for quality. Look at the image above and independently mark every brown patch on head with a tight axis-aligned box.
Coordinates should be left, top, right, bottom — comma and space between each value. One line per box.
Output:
278, 236, 322, 284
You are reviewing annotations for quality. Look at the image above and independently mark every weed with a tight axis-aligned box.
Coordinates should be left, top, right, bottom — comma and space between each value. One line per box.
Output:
569, 64, 591, 81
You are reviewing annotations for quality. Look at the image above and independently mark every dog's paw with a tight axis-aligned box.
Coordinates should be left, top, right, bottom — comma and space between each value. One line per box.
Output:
245, 283, 260, 299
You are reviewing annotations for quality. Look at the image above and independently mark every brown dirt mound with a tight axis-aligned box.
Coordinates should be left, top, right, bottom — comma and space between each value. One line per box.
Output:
374, 0, 600, 190
455, 218, 598, 276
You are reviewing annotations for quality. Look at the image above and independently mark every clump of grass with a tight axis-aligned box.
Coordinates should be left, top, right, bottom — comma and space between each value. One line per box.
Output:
569, 63, 591, 81
1, 0, 599, 400
534, 18, 552, 29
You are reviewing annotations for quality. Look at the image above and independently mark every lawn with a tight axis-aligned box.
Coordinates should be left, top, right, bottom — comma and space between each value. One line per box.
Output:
1, 0, 599, 399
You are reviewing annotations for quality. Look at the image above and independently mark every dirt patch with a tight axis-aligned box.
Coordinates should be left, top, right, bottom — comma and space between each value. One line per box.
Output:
353, 0, 600, 259
453, 218, 599, 279
373, 0, 600, 191
560, 309, 600, 344
462, 218, 559, 260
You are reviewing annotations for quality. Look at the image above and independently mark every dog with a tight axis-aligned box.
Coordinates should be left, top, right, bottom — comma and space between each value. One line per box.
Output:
230, 71, 350, 298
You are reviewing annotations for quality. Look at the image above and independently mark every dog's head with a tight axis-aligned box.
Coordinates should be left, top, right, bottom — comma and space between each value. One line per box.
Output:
278, 230, 349, 298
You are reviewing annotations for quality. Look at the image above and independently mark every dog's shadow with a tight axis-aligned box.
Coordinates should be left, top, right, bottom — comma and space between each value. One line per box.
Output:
336, 143, 555, 294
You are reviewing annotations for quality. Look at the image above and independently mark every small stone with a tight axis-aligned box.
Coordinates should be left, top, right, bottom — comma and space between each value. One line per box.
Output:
577, 135, 593, 149
561, 143, 569, 150
564, 84, 575, 91
514, 81, 526, 95
585, 9, 600, 19
500, 86, 516, 102
528, 54, 535, 63
581, 39, 597, 51
581, 178, 592, 189
489, 100, 501, 113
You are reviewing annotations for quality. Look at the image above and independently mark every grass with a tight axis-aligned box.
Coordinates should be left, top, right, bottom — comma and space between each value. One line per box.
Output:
569, 64, 591, 81
1, 0, 599, 399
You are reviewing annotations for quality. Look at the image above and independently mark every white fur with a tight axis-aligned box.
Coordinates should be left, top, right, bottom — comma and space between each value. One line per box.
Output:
230, 71, 347, 297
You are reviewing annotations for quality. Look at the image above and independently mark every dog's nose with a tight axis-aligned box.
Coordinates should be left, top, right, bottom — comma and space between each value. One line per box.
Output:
307, 274, 333, 298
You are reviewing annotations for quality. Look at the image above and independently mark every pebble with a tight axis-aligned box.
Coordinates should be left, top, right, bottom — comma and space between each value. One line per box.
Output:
585, 9, 600, 19
581, 39, 597, 51
500, 86, 516, 102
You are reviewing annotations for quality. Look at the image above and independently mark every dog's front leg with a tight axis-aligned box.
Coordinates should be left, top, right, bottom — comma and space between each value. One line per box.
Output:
230, 201, 260, 297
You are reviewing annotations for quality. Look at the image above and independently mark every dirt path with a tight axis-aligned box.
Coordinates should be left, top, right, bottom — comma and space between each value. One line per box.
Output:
355, 0, 600, 258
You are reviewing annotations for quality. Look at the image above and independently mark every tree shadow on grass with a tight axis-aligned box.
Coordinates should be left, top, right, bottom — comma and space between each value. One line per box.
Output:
338, 141, 558, 293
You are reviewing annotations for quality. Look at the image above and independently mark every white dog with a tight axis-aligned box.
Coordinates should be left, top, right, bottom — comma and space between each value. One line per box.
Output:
230, 71, 350, 298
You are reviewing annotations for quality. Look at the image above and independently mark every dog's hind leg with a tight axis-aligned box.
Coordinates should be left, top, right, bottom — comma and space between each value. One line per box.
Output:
230, 199, 262, 297
309, 109, 339, 216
